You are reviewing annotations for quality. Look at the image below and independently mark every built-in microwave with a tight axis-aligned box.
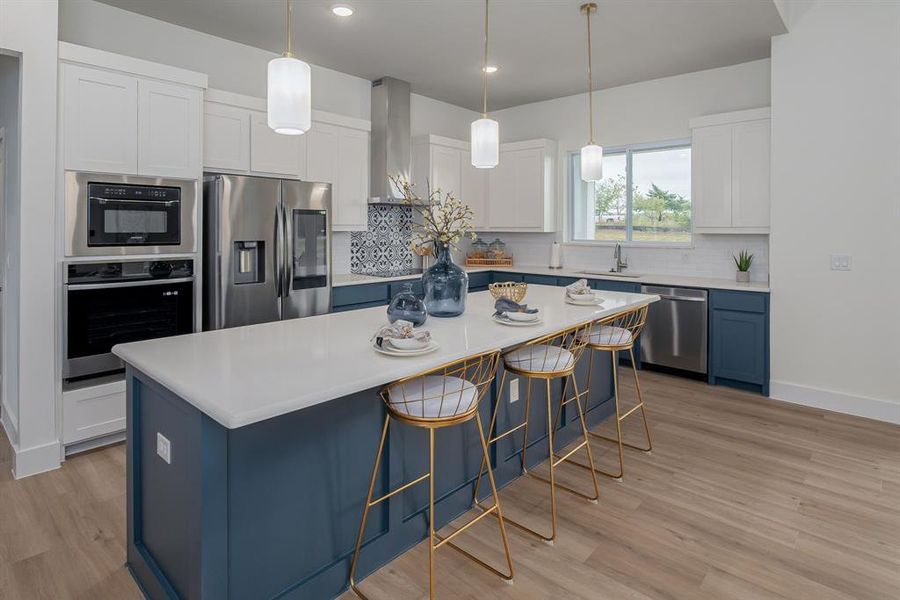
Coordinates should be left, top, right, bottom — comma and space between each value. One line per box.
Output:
64, 171, 196, 256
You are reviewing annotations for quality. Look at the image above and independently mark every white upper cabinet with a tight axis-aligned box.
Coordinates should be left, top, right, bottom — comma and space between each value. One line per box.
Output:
305, 122, 369, 230
138, 79, 202, 178
250, 110, 305, 176
412, 135, 487, 228
486, 139, 556, 232
62, 63, 139, 174
203, 102, 250, 172
60, 45, 206, 179
690, 108, 770, 233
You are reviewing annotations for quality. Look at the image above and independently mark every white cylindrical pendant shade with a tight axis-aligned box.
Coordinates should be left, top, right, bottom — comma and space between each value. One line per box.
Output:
471, 118, 500, 169
267, 56, 311, 135
580, 144, 604, 181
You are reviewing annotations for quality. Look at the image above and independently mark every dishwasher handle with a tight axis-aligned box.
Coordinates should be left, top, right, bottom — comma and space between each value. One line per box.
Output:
658, 294, 706, 302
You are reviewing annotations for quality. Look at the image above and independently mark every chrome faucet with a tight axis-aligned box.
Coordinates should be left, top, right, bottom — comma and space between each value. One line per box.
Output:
612, 243, 628, 273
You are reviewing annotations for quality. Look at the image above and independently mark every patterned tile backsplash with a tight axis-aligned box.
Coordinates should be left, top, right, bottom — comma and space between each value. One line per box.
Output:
349, 205, 415, 274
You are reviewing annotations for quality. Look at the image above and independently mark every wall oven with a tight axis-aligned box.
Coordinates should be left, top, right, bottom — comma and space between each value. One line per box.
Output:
65, 171, 196, 256
64, 259, 195, 380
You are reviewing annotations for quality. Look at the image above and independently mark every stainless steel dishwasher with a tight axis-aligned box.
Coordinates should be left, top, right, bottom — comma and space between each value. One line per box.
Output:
640, 285, 708, 374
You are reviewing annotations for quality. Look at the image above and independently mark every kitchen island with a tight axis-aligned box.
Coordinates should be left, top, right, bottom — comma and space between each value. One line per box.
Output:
114, 285, 658, 600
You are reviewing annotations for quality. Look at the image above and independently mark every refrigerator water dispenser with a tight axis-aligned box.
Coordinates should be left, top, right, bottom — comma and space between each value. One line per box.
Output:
234, 241, 264, 284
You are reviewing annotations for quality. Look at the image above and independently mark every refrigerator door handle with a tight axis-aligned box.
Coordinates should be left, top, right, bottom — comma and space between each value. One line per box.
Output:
283, 205, 294, 298
274, 201, 284, 299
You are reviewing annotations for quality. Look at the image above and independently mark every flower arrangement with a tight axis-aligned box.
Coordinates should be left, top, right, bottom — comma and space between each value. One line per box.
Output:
388, 174, 477, 252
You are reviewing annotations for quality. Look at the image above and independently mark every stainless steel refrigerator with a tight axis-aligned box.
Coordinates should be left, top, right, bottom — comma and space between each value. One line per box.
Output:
202, 174, 332, 330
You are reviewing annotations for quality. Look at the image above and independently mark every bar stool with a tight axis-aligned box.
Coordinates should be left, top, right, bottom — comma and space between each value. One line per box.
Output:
572, 304, 652, 480
349, 349, 514, 600
472, 322, 600, 544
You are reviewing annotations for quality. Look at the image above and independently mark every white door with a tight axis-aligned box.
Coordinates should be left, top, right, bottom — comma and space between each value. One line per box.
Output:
62, 64, 138, 174
138, 80, 202, 178
334, 129, 368, 230
461, 151, 487, 229
430, 146, 462, 199
249, 110, 303, 177
731, 120, 771, 229
204, 103, 250, 172
692, 124, 733, 228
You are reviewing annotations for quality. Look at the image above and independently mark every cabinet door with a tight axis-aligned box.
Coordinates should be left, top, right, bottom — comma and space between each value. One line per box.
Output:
138, 80, 202, 178
731, 120, 770, 229
710, 309, 767, 385
431, 145, 462, 197
334, 128, 369, 230
62, 64, 138, 174
306, 123, 339, 184
461, 151, 487, 229
250, 110, 303, 176
487, 154, 514, 227
692, 124, 733, 228
204, 103, 250, 172
511, 148, 544, 228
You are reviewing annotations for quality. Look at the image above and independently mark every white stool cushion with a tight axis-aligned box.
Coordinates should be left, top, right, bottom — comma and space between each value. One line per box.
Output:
387, 375, 478, 419
504, 344, 575, 373
580, 325, 633, 347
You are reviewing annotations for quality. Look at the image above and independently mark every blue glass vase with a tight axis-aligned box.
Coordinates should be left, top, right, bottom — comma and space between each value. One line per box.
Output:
422, 242, 468, 318
386, 283, 427, 327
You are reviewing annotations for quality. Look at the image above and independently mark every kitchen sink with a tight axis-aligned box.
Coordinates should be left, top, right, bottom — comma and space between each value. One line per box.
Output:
578, 270, 643, 278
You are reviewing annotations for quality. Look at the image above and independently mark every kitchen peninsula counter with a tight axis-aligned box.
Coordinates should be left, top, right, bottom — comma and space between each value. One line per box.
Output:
114, 285, 658, 599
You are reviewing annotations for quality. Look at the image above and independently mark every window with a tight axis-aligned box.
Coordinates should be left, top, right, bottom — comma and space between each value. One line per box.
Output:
570, 141, 692, 244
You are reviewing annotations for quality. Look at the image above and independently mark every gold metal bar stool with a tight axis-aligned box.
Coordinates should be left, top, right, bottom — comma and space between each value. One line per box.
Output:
570, 304, 652, 480
349, 349, 514, 600
472, 322, 601, 544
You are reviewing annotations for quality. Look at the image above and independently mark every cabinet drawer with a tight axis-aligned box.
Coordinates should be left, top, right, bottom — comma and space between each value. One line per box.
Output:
590, 279, 640, 293
710, 290, 768, 313
556, 276, 581, 287
332, 300, 387, 313
389, 280, 423, 298
491, 272, 524, 283
332, 283, 389, 307
522, 274, 558, 286
62, 380, 126, 444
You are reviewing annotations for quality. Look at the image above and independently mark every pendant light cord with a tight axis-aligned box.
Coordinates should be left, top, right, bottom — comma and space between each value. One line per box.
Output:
286, 0, 294, 57
586, 4, 594, 144
482, 0, 489, 118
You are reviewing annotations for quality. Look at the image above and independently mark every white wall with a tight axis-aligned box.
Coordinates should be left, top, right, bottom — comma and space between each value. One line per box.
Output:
0, 54, 20, 445
769, 1, 900, 422
0, 0, 60, 477
472, 59, 772, 281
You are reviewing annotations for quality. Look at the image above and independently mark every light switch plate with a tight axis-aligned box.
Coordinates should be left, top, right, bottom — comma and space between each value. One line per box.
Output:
156, 432, 172, 464
830, 254, 852, 271
509, 378, 519, 403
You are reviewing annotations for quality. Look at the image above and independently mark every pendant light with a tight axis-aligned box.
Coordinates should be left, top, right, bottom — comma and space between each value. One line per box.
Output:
471, 0, 499, 168
268, 0, 311, 135
580, 2, 603, 181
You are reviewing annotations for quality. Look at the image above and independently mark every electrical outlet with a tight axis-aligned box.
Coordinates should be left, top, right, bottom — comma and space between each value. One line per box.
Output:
509, 378, 519, 403
156, 432, 172, 464
830, 254, 852, 271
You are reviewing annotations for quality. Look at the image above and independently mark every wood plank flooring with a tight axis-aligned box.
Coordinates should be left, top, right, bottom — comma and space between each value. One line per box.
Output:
1, 371, 898, 599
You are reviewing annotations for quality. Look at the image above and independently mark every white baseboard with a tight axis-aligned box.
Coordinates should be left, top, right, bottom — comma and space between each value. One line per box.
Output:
769, 381, 900, 424
12, 439, 62, 479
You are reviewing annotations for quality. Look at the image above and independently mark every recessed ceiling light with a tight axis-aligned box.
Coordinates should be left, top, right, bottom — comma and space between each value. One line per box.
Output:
483, 65, 499, 74
331, 4, 353, 17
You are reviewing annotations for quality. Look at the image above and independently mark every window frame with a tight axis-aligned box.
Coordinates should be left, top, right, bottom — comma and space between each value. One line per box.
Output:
567, 138, 693, 248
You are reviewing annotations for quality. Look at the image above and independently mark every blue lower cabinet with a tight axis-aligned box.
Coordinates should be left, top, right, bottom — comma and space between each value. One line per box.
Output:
491, 271, 524, 283
468, 271, 490, 291
556, 276, 581, 287
389, 279, 424, 298
332, 282, 390, 312
589, 278, 641, 294
709, 290, 769, 395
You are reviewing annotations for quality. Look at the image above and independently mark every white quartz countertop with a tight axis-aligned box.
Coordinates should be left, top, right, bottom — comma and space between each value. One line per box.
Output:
113, 285, 658, 430
334, 264, 770, 293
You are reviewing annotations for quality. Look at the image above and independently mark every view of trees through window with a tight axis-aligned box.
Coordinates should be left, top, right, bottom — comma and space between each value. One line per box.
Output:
573, 144, 692, 243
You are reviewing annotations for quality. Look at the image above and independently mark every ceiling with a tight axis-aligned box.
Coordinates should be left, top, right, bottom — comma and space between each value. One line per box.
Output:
94, 0, 787, 111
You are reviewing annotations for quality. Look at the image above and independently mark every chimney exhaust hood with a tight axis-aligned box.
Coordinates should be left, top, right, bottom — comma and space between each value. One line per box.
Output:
369, 77, 413, 205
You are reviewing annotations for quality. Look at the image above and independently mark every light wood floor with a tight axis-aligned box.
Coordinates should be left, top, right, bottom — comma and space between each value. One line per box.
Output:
1, 371, 898, 600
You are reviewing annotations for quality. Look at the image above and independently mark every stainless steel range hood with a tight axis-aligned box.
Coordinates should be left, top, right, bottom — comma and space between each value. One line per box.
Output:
369, 77, 412, 204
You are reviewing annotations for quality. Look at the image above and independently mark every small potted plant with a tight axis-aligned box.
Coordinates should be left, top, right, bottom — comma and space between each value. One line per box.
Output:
733, 250, 753, 283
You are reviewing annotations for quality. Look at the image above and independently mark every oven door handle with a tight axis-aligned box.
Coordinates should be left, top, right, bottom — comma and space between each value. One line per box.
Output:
90, 196, 180, 207
66, 277, 194, 291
